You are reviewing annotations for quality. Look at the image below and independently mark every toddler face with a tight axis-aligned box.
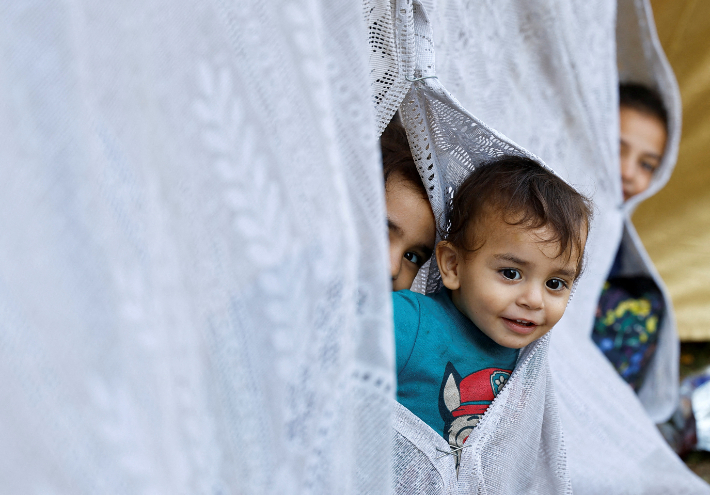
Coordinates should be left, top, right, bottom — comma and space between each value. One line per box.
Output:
619, 106, 667, 200
437, 215, 583, 349
386, 172, 436, 291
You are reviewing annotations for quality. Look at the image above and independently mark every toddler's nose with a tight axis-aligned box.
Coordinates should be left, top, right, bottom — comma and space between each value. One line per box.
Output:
390, 251, 403, 282
518, 284, 544, 310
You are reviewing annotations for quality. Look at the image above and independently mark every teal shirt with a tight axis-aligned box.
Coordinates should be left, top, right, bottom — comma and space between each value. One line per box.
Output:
393, 289, 519, 441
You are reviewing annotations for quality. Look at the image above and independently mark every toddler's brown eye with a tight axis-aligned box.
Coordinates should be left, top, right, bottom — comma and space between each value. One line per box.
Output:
501, 269, 521, 280
404, 251, 421, 266
546, 279, 566, 291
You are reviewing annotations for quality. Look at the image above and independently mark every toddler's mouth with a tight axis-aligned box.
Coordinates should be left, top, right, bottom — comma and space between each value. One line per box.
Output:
504, 318, 535, 327
502, 317, 539, 335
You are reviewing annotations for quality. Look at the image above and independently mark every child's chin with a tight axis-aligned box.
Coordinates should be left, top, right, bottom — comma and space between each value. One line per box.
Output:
503, 339, 533, 350
493, 333, 541, 349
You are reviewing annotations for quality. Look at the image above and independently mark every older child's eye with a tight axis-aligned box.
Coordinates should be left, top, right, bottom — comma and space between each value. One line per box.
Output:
546, 278, 568, 291
641, 161, 657, 173
501, 269, 521, 281
404, 251, 422, 266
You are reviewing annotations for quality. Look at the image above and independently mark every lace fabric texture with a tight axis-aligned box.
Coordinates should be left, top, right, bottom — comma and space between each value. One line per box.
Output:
392, 334, 570, 494
371, 0, 709, 493
0, 1, 393, 493
1, 0, 706, 493
373, 1, 571, 493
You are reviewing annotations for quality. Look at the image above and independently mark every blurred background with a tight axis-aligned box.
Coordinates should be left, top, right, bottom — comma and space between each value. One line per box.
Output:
638, 0, 710, 479
638, 1, 710, 343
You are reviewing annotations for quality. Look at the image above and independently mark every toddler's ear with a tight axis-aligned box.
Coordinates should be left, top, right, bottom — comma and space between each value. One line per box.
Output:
436, 242, 461, 290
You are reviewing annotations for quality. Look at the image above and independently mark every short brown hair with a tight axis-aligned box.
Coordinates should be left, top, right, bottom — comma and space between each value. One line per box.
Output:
380, 117, 427, 199
446, 157, 592, 278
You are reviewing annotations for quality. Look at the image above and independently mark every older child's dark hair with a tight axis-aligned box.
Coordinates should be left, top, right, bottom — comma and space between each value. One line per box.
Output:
619, 83, 668, 130
380, 117, 427, 199
446, 157, 592, 278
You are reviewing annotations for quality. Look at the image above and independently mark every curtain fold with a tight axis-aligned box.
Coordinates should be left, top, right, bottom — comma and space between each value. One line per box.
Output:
0, 2, 394, 493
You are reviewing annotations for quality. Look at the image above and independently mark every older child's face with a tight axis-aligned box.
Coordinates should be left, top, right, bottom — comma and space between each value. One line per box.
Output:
619, 106, 667, 201
386, 172, 436, 291
437, 216, 583, 349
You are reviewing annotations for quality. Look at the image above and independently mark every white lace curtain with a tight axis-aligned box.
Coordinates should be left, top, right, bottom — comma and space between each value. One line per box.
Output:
0, 1, 393, 493
1, 0, 708, 493
378, 0, 707, 492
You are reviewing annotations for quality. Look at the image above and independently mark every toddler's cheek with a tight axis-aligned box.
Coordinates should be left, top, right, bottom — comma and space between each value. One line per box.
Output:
548, 302, 569, 328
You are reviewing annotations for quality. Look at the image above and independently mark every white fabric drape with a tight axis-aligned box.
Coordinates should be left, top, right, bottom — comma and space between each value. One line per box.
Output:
369, 0, 710, 492
3, 0, 709, 493
370, 1, 570, 492
0, 2, 394, 493
428, 0, 707, 492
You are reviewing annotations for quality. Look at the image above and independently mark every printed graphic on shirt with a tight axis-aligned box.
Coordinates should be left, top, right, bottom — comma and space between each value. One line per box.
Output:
438, 362, 512, 448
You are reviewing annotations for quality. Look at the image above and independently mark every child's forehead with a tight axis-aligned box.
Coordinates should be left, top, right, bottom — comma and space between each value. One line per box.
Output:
619, 107, 667, 157
473, 214, 585, 261
620, 105, 667, 133
480, 216, 553, 244
470, 206, 539, 236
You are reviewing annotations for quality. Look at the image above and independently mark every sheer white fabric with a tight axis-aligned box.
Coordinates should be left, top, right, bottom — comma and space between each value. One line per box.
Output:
370, 1, 570, 493
0, 1, 393, 493
3, 0, 708, 493
397, 79, 571, 493
369, 0, 710, 493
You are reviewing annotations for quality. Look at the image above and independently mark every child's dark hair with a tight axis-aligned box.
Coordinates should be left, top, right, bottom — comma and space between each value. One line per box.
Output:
446, 157, 592, 278
619, 83, 668, 130
380, 117, 427, 199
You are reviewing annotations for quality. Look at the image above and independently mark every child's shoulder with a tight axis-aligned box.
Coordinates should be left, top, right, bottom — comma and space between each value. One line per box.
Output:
393, 288, 441, 302
392, 288, 423, 303
392, 289, 451, 315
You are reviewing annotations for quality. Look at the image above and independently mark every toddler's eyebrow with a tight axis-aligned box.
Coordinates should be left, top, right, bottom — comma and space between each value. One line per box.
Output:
494, 253, 576, 280
387, 218, 403, 235
553, 267, 577, 280
388, 218, 434, 254
494, 253, 528, 266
